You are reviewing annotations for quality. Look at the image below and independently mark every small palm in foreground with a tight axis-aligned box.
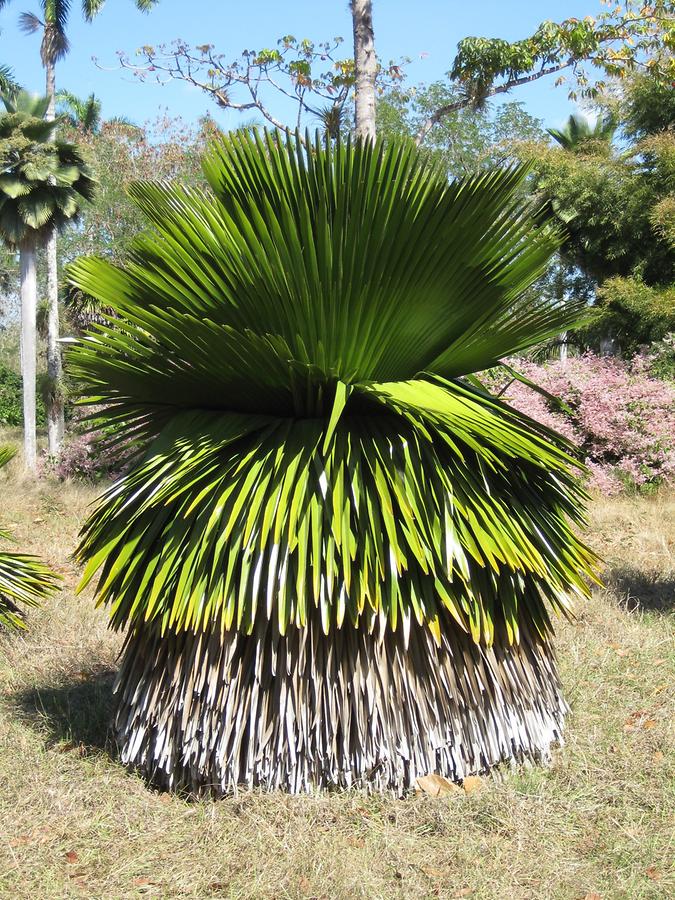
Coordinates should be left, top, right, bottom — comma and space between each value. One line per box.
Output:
0, 447, 59, 629
69, 131, 598, 794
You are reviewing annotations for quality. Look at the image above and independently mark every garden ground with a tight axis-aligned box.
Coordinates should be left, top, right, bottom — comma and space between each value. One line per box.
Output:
0, 436, 673, 899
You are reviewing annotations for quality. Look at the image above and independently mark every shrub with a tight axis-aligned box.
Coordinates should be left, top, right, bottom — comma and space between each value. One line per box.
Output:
45, 407, 132, 481
0, 362, 46, 426
500, 353, 675, 494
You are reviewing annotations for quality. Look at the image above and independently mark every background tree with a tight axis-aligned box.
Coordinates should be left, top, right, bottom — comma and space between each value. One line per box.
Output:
0, 0, 158, 456
521, 71, 674, 354
378, 83, 546, 177
351, 0, 377, 140
117, 2, 674, 144
68, 131, 596, 794
0, 90, 94, 470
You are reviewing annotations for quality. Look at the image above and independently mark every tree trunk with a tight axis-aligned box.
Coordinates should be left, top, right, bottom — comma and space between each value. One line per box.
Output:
45, 61, 64, 454
351, 0, 377, 142
20, 239, 38, 473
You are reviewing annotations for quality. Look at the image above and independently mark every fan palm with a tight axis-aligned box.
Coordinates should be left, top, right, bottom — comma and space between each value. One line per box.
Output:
547, 113, 616, 153
68, 130, 598, 795
0, 91, 95, 469
0, 446, 59, 628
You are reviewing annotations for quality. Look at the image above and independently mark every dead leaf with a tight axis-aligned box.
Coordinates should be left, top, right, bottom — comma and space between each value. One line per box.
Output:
416, 774, 461, 797
347, 835, 365, 848
451, 889, 474, 898
653, 751, 664, 762
421, 866, 449, 878
653, 658, 666, 666
582, 893, 602, 900
65, 851, 79, 864
643, 719, 657, 729
645, 866, 661, 881
462, 776, 483, 794
652, 683, 668, 695
9, 835, 31, 847
298, 875, 312, 895
133, 877, 158, 887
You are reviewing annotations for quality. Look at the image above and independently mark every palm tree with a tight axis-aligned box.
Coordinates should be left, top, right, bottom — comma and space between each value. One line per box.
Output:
0, 0, 159, 456
0, 91, 95, 470
68, 130, 598, 795
56, 90, 102, 133
0, 446, 59, 628
547, 113, 616, 153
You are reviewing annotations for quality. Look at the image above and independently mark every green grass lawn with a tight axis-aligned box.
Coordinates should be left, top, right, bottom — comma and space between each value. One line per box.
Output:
0, 454, 673, 899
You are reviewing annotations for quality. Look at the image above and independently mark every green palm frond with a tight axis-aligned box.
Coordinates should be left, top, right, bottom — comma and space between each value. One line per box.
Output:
67, 130, 599, 793
0, 63, 20, 100
0, 447, 60, 630
69, 131, 596, 643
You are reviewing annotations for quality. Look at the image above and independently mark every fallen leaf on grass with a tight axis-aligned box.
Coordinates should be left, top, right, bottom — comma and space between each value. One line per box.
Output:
623, 710, 657, 732
298, 875, 312, 895
653, 751, 664, 762
133, 877, 159, 887
451, 889, 474, 898
462, 776, 483, 794
416, 774, 461, 797
347, 835, 365, 848
9, 835, 31, 847
582, 893, 602, 900
65, 851, 79, 864
645, 866, 661, 881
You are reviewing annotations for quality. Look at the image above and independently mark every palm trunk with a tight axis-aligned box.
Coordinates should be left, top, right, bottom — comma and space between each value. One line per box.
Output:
351, 0, 377, 142
20, 239, 38, 473
113, 606, 566, 795
45, 61, 64, 454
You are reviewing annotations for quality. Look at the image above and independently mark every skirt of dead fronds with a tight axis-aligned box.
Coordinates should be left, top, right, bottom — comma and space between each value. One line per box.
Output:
113, 609, 567, 796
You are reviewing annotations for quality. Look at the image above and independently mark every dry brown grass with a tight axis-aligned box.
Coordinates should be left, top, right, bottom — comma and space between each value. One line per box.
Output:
0, 454, 673, 899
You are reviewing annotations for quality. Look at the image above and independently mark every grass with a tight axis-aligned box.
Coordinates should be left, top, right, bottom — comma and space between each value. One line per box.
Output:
0, 451, 673, 899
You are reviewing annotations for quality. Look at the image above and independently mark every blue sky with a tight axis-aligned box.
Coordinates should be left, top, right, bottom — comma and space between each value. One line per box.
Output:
0, 0, 599, 132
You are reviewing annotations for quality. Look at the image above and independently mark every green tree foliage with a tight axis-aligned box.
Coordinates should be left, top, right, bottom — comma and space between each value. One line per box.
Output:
0, 445, 59, 628
67, 131, 597, 794
378, 83, 545, 177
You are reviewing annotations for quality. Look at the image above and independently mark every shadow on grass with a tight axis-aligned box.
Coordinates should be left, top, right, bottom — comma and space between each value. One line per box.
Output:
12, 664, 118, 755
605, 565, 675, 615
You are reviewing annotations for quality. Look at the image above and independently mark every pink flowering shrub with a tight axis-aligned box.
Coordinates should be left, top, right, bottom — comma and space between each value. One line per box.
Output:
497, 354, 675, 494
43, 407, 133, 482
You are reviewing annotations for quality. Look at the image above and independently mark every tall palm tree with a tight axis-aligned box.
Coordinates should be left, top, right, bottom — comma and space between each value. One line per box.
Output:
0, 446, 59, 628
0, 91, 95, 470
0, 0, 159, 456
68, 130, 598, 795
547, 113, 616, 153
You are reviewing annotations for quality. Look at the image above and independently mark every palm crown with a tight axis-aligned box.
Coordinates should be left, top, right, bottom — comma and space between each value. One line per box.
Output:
0, 91, 95, 247
68, 131, 598, 793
